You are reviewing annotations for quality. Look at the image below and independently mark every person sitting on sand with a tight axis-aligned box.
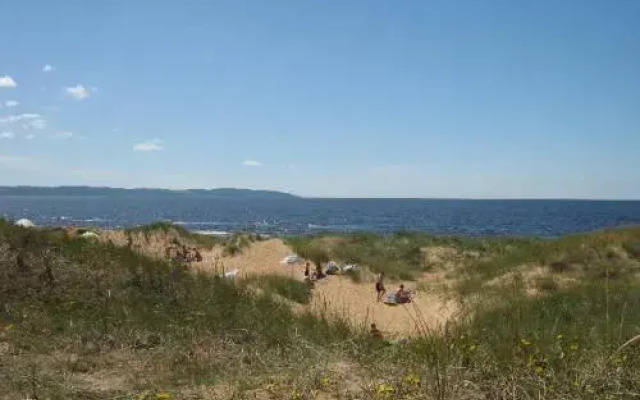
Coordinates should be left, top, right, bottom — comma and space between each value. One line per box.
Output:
396, 284, 412, 304
370, 323, 383, 339
375, 272, 386, 302
326, 260, 339, 275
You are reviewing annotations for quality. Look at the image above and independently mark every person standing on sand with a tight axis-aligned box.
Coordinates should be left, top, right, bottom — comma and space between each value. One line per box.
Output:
375, 272, 386, 302
304, 262, 310, 280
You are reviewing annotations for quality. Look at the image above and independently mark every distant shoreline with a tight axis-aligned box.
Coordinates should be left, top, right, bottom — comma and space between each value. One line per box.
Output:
0, 186, 298, 200
1, 186, 639, 201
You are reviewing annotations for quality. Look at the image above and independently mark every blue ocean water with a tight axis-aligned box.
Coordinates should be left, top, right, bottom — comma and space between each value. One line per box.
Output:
1, 195, 640, 237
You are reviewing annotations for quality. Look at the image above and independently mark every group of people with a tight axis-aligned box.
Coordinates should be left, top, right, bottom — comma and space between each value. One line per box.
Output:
375, 272, 413, 304
302, 260, 344, 283
298, 261, 414, 341
303, 262, 325, 282
302, 262, 413, 304
165, 244, 202, 263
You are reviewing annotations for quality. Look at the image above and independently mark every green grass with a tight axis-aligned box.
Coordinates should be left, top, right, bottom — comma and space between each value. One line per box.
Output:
288, 227, 640, 290
221, 233, 261, 256
124, 221, 264, 253
0, 219, 351, 399
243, 275, 313, 304
286, 231, 538, 281
2, 219, 640, 399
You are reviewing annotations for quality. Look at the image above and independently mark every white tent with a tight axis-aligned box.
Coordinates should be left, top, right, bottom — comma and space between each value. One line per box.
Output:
80, 231, 100, 239
14, 219, 36, 228
281, 254, 304, 265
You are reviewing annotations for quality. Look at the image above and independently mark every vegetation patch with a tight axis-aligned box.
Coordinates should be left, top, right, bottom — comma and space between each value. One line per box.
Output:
243, 275, 312, 304
2, 219, 640, 399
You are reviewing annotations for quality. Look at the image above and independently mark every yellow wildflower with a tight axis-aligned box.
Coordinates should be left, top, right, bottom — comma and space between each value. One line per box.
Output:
376, 383, 395, 394
155, 392, 172, 400
403, 373, 421, 386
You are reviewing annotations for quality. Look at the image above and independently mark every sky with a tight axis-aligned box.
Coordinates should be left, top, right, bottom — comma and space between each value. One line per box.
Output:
1, 1, 639, 198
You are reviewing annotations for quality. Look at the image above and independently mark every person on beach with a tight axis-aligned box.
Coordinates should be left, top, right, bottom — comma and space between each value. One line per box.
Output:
370, 323, 383, 339
325, 260, 339, 275
396, 284, 411, 304
315, 263, 326, 280
375, 272, 386, 302
304, 262, 311, 280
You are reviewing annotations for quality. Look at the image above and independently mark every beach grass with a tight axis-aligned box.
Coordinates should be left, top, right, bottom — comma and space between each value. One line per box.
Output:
1, 219, 640, 399
243, 274, 313, 304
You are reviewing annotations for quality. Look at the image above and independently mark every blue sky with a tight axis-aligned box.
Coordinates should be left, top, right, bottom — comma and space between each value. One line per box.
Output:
1, 1, 639, 198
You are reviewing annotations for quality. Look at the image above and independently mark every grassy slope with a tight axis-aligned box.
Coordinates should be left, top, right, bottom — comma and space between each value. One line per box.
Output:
0, 220, 351, 399
125, 221, 262, 255
1, 221, 640, 399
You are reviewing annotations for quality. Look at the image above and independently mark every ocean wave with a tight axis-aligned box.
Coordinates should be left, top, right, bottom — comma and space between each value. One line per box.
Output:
174, 221, 230, 226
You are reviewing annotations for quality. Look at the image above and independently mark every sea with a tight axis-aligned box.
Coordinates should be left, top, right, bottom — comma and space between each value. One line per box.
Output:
1, 195, 640, 238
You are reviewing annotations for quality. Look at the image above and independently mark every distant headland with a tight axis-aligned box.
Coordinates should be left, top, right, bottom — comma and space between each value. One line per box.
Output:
0, 186, 299, 200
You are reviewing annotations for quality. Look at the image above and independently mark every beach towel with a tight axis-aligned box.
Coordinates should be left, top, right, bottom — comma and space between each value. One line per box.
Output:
383, 293, 398, 305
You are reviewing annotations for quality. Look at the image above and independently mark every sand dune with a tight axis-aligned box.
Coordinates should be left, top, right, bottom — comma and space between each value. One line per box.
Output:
193, 238, 457, 336
95, 229, 457, 336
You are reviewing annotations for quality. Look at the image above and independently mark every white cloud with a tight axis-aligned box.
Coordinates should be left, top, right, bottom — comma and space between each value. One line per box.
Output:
4, 100, 19, 108
243, 160, 263, 167
25, 133, 36, 140
133, 138, 164, 152
43, 64, 53, 72
55, 131, 74, 139
1, 131, 15, 139
65, 84, 90, 100
0, 76, 17, 88
28, 120, 46, 130
0, 113, 47, 130
0, 113, 43, 124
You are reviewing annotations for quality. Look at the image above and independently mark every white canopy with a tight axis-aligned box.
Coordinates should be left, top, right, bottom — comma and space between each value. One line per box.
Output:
80, 231, 100, 239
14, 219, 35, 228
281, 254, 304, 265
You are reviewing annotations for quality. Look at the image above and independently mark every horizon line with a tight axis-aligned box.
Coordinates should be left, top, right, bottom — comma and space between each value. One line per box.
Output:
0, 185, 638, 201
